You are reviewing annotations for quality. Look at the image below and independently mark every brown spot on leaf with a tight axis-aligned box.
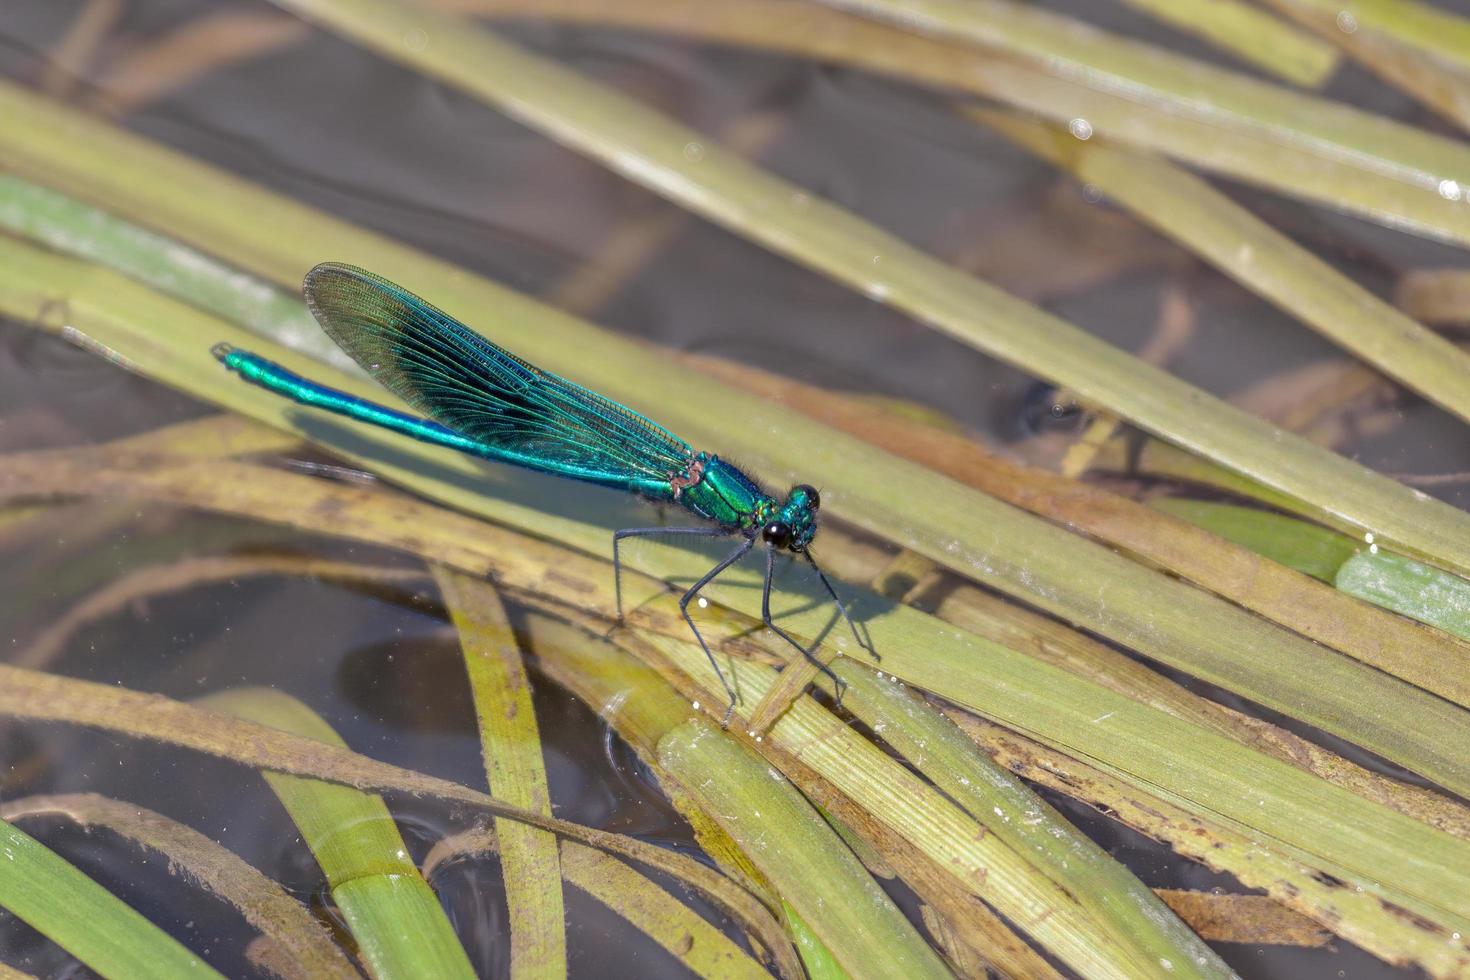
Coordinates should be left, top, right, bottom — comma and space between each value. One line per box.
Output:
1380, 900, 1445, 935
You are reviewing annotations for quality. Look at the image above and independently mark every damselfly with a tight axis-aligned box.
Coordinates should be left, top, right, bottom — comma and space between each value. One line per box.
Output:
214, 263, 870, 719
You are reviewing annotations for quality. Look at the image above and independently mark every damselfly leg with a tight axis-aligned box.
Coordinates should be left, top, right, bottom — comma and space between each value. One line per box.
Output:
612, 526, 731, 622
803, 551, 878, 661
763, 545, 847, 702
613, 526, 749, 725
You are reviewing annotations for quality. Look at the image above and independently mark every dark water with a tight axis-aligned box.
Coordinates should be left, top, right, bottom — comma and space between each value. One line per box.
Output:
3, 1, 1469, 977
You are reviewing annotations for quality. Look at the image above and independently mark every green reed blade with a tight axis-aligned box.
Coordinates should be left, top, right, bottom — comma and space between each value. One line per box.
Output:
0, 792, 360, 980
0, 818, 226, 979
818, 0, 1470, 191
1110, 0, 1340, 86
449, 0, 1470, 245
975, 108, 1470, 427
0, 175, 340, 370
201, 689, 478, 980
1150, 499, 1360, 583
520, 614, 907, 980
432, 569, 568, 979
1337, 549, 1470, 643
1260, 0, 1470, 72
658, 719, 953, 980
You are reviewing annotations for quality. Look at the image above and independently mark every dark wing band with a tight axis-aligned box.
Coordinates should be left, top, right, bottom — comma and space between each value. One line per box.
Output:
303, 263, 694, 490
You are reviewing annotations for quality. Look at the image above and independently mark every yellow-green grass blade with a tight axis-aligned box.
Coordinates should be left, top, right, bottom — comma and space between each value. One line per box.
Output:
0, 817, 226, 979
1150, 499, 1360, 583
438, 0, 1470, 243
0, 174, 342, 371
524, 613, 1041, 977
431, 568, 567, 979
519, 615, 908, 980
975, 108, 1470, 426
636, 631, 1224, 979
9, 206, 1470, 867
1148, 497, 1470, 662
1257, 0, 1470, 133
605, 620, 1171, 978
1259, 0, 1470, 73
825, 665, 1224, 977
6, 98, 1470, 800
781, 906, 850, 980
558, 840, 779, 980
818, 0, 1470, 195
948, 709, 1469, 975
1, 793, 361, 980
657, 719, 953, 980
1336, 550, 1470, 643
427, 823, 783, 980
1109, 0, 1340, 87
131, 4, 1470, 580
3, 447, 1469, 958
0, 667, 801, 977
202, 689, 477, 980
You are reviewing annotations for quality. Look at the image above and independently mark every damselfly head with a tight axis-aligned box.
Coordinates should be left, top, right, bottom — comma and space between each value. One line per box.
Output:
770, 483, 820, 551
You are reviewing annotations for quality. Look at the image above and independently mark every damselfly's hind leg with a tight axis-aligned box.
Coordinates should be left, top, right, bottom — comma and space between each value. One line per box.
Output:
764, 546, 848, 704
804, 551, 878, 661
612, 526, 731, 623
676, 536, 756, 726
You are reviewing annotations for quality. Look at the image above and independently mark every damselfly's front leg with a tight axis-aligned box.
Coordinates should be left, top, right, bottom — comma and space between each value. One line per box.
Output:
763, 545, 847, 704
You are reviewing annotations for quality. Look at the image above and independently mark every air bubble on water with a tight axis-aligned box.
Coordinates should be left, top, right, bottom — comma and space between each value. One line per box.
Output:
1068, 118, 1093, 140
697, 596, 708, 608
1440, 179, 1464, 202
683, 142, 705, 162
1336, 10, 1358, 33
1364, 532, 1375, 544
